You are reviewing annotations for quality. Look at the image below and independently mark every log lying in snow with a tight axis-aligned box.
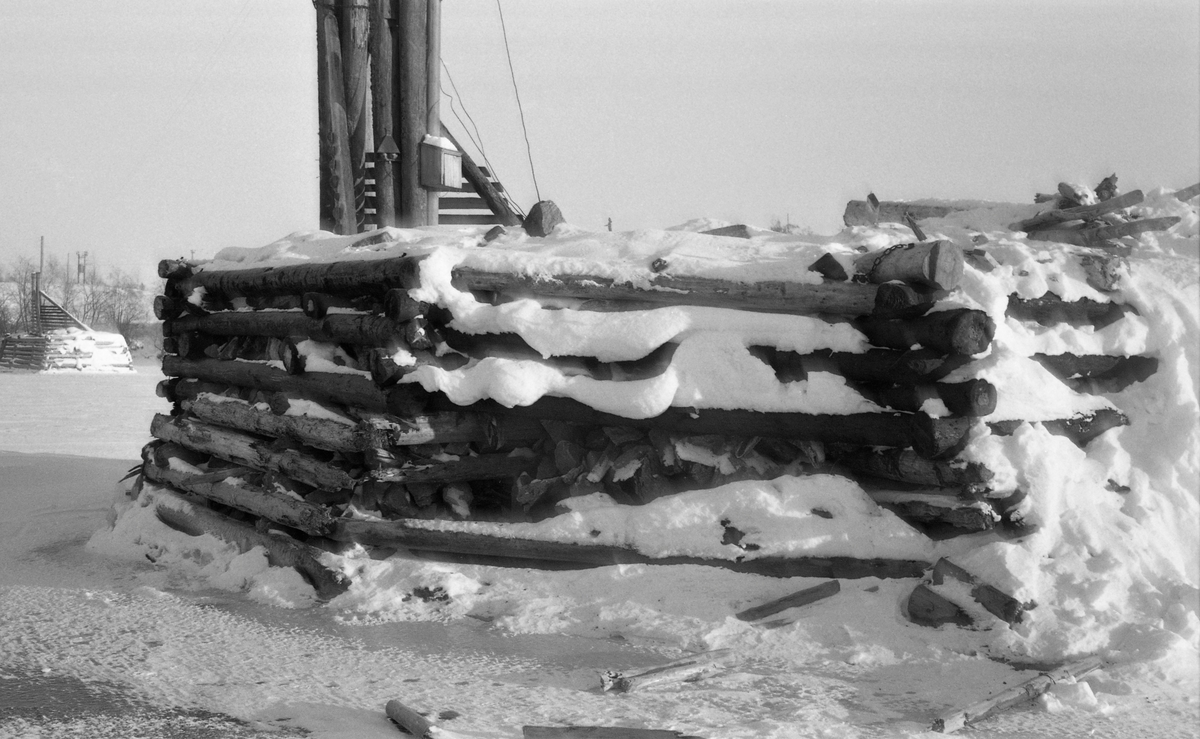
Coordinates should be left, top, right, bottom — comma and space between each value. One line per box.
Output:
757, 346, 973, 386
931, 655, 1105, 733
168, 255, 423, 301
1176, 182, 1200, 202
931, 558, 1032, 625
859, 378, 997, 417
525, 727, 703, 739
425, 394, 972, 459
734, 580, 841, 621
988, 408, 1129, 447
1027, 216, 1181, 247
601, 649, 734, 693
142, 462, 337, 536
1009, 189, 1144, 232
332, 518, 929, 579
843, 200, 970, 227
1006, 294, 1134, 329
853, 240, 964, 291
831, 447, 993, 493
856, 309, 995, 356
907, 583, 973, 628
1032, 353, 1158, 388
153, 493, 350, 600
151, 414, 356, 491
384, 698, 471, 739
866, 492, 998, 532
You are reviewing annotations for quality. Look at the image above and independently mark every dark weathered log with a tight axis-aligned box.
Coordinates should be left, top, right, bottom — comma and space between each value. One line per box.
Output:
931, 558, 1031, 625
383, 699, 436, 738
180, 392, 373, 451
316, 1, 356, 234
988, 408, 1129, 447
143, 461, 336, 536
832, 447, 993, 492
158, 259, 195, 280
339, 0, 370, 230
872, 283, 943, 319
368, 0, 397, 227
701, 224, 752, 239
861, 379, 997, 417
151, 414, 356, 491
907, 583, 972, 628
600, 649, 734, 694
1009, 189, 1144, 232
1028, 216, 1181, 247
853, 240, 964, 291
808, 253, 848, 281
1175, 182, 1200, 202
427, 394, 970, 459
154, 495, 350, 601
168, 311, 412, 348
1033, 353, 1126, 379
525, 728, 703, 739
163, 355, 393, 413
334, 518, 928, 578
867, 492, 997, 532
735, 580, 841, 622
383, 288, 427, 322
370, 449, 537, 484
932, 656, 1105, 733
855, 309, 995, 356
1007, 294, 1133, 329
843, 200, 968, 227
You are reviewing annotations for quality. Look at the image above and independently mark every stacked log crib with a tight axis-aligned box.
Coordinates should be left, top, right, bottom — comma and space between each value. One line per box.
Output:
140, 205, 1160, 600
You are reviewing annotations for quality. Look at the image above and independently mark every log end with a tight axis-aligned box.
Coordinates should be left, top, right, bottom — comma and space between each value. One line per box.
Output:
158, 259, 194, 280
946, 311, 996, 356
926, 241, 965, 292
911, 413, 972, 459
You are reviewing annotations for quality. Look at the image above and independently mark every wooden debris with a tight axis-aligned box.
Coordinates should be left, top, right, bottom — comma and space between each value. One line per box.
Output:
154, 493, 350, 601
866, 492, 998, 533
1007, 294, 1134, 329
931, 558, 1032, 625
853, 240, 964, 291
832, 447, 993, 493
735, 580, 840, 621
988, 408, 1129, 447
843, 200, 968, 227
1009, 189, 1144, 232
525, 728, 704, 739
760, 347, 973, 386
1027, 216, 1180, 247
601, 649, 733, 693
700, 224, 752, 239
931, 655, 1105, 733
384, 698, 461, 738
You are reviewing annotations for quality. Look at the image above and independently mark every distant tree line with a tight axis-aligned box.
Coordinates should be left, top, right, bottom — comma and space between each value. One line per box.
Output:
0, 255, 152, 343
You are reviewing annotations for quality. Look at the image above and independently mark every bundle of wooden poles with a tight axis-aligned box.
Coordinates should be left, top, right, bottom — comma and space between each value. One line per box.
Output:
140, 228, 1155, 596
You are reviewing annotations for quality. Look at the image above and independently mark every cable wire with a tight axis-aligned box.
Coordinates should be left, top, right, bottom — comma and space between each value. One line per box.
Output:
495, 0, 541, 202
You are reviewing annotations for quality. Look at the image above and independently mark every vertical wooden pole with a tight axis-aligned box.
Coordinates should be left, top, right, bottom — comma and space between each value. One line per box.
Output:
425, 0, 441, 224
369, 0, 398, 228
31, 271, 41, 335
316, 2, 357, 235
397, 0, 428, 227
340, 0, 370, 231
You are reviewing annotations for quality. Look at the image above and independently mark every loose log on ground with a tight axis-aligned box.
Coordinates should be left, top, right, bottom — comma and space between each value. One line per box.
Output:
860, 379, 997, 417
988, 408, 1129, 447
1007, 294, 1134, 329
1175, 182, 1200, 202
383, 699, 439, 738
907, 583, 973, 628
601, 649, 734, 693
1027, 216, 1181, 247
867, 492, 998, 532
143, 461, 336, 536
1032, 353, 1157, 385
735, 580, 841, 622
151, 414, 356, 491
843, 200, 969, 227
931, 656, 1105, 733
853, 241, 964, 291
855, 309, 995, 356
831, 447, 993, 492
153, 493, 350, 600
425, 394, 971, 459
931, 558, 1032, 625
179, 391, 376, 451
1009, 189, 1144, 232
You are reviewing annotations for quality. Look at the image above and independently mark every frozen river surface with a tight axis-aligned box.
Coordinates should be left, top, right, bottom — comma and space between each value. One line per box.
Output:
0, 363, 1196, 738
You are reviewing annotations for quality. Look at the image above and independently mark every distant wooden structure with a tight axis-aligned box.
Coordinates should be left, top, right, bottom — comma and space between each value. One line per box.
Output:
0, 271, 93, 370
317, 0, 522, 233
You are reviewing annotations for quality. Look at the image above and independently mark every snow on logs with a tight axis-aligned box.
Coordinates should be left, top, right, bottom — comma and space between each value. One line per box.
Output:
141, 229, 1143, 581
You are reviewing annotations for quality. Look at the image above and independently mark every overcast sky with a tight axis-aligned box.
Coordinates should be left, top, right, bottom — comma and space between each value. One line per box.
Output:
1, 0, 1197, 285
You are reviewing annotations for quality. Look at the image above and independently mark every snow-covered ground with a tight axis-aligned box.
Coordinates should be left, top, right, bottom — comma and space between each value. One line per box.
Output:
3, 187, 1199, 737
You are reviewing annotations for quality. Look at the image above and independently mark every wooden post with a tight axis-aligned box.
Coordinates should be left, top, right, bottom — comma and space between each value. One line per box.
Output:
425, 0, 441, 224
316, 2, 357, 234
340, 0, 371, 231
398, 0, 429, 226
370, 0, 399, 227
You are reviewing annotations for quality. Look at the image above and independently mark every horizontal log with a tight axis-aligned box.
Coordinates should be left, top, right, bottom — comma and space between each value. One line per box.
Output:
931, 558, 1030, 624
1009, 189, 1144, 232
843, 200, 968, 227
162, 356, 398, 413
153, 494, 350, 601
333, 518, 929, 578
931, 655, 1105, 733
369, 450, 537, 484
853, 240, 964, 291
735, 580, 841, 621
525, 727, 701, 739
867, 492, 997, 533
1007, 294, 1133, 328
860, 379, 997, 417
600, 649, 734, 694
1176, 182, 1200, 202
988, 408, 1129, 447
752, 346, 973, 386
701, 224, 752, 238
425, 394, 971, 459
168, 311, 412, 348
831, 447, 993, 492
383, 699, 437, 738
143, 461, 336, 536
151, 414, 356, 491
855, 309, 995, 356
1032, 353, 1157, 386
158, 259, 195, 280
1028, 216, 1181, 247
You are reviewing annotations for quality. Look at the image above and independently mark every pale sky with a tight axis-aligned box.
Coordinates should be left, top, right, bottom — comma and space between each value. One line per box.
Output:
1, 1, 1197, 286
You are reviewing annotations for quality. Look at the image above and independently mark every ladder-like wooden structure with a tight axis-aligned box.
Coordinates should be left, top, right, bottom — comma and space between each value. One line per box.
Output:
0, 279, 90, 369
